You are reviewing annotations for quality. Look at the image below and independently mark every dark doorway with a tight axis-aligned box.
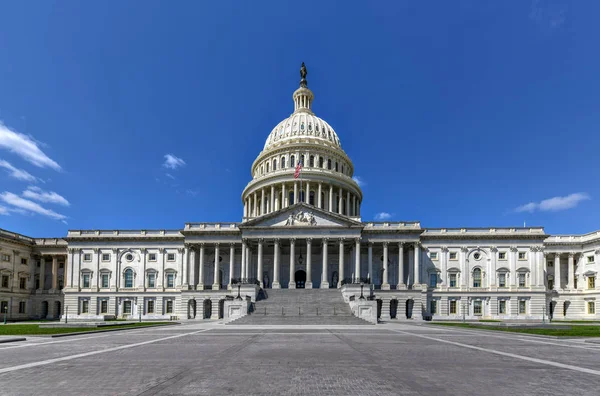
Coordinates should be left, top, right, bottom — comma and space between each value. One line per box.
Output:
550, 301, 556, 320
406, 299, 414, 319
41, 301, 48, 319
376, 299, 382, 320
390, 299, 398, 319
331, 271, 338, 288
295, 270, 306, 289
219, 299, 225, 319
203, 299, 212, 319
54, 301, 61, 319
188, 300, 196, 319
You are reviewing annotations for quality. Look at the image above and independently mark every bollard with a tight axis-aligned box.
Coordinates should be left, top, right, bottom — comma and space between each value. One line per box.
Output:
282, 307, 284, 316
298, 307, 301, 316
316, 307, 319, 316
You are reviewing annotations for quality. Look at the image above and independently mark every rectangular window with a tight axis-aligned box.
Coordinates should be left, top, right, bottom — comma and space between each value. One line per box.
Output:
100, 300, 108, 314
124, 270, 133, 288
499, 300, 506, 314
589, 276, 596, 290
19, 301, 26, 314
82, 300, 89, 314
82, 274, 90, 288
102, 253, 110, 261
498, 273, 506, 287
1, 254, 11, 261
101, 274, 109, 288
148, 273, 156, 288
574, 277, 578, 289
35, 278, 40, 289
59, 262, 64, 269
519, 300, 527, 314
473, 300, 482, 315
147, 300, 155, 314
167, 273, 175, 288
430, 300, 437, 315
19, 277, 26, 289
449, 273, 457, 287
430, 252, 438, 260
149, 253, 156, 261
588, 256, 595, 264
588, 301, 596, 314
21, 258, 27, 265
547, 260, 554, 267
1, 275, 9, 288
123, 301, 132, 314
518, 273, 526, 287
449, 252, 457, 260
449, 300, 457, 314
429, 273, 437, 288
518, 252, 526, 260
166, 300, 173, 314
498, 252, 506, 260
83, 253, 91, 261
167, 253, 175, 261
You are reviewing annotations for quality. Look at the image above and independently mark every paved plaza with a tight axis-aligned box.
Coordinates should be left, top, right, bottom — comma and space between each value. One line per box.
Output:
0, 323, 599, 395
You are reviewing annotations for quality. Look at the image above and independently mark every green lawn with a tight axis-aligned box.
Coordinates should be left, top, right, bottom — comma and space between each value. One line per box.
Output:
0, 322, 174, 336
430, 322, 600, 337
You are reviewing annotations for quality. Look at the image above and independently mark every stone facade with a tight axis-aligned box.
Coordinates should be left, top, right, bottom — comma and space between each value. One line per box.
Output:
2, 67, 599, 322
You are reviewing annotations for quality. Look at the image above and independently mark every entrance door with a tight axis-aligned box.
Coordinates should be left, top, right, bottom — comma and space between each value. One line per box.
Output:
295, 270, 306, 289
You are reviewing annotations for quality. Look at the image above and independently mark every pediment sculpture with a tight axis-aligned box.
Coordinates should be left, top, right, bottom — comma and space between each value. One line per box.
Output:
285, 211, 317, 226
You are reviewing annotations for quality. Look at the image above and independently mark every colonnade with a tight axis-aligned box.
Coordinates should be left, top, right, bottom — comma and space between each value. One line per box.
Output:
243, 181, 361, 219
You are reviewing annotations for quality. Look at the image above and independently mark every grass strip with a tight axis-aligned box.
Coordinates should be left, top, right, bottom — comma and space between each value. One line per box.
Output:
0, 322, 174, 336
429, 322, 600, 337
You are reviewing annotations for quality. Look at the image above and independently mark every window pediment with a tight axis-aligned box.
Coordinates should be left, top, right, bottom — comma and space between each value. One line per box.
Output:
516, 267, 530, 273
447, 267, 461, 273
496, 267, 510, 273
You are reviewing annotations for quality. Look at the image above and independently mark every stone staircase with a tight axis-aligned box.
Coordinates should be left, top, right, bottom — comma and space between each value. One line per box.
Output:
227, 289, 373, 325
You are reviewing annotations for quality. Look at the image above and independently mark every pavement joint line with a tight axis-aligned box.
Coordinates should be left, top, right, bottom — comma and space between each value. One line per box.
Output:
422, 325, 600, 352
0, 328, 212, 375
0, 324, 190, 350
389, 328, 600, 377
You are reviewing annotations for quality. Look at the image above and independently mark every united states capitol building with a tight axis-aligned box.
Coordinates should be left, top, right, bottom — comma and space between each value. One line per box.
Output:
1, 65, 599, 323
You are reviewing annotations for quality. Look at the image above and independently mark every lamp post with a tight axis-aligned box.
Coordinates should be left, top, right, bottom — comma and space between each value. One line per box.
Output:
65, 305, 68, 324
3, 305, 7, 325
359, 282, 365, 300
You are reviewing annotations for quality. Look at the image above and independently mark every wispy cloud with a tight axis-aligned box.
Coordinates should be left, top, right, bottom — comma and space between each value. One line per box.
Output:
0, 205, 9, 215
185, 189, 199, 197
163, 154, 186, 170
529, 0, 567, 31
0, 122, 61, 171
352, 176, 365, 187
165, 173, 176, 180
22, 186, 70, 206
0, 159, 38, 182
375, 212, 392, 221
514, 193, 590, 213
0, 192, 67, 222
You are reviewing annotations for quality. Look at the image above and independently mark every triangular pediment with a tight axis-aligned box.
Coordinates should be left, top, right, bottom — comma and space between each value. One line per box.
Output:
241, 203, 362, 228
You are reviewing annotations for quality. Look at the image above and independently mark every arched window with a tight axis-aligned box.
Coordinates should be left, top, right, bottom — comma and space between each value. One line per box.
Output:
473, 268, 482, 288
266, 162, 270, 172
301, 155, 305, 165
124, 269, 133, 288
309, 191, 315, 205
319, 157, 324, 168
261, 165, 264, 175
335, 162, 339, 172
341, 165, 344, 174
300, 189, 305, 203
320, 192, 325, 209
327, 159, 332, 170
289, 191, 295, 205
281, 156, 286, 169
273, 159, 277, 171
309, 155, 314, 167
342, 198, 347, 215
290, 155, 295, 167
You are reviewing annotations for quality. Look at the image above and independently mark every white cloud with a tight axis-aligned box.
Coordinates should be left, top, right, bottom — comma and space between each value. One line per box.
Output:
163, 154, 186, 170
0, 159, 38, 182
0, 205, 9, 215
0, 122, 61, 171
352, 176, 365, 187
0, 192, 67, 221
515, 193, 590, 213
22, 186, 70, 206
375, 212, 392, 221
165, 173, 176, 180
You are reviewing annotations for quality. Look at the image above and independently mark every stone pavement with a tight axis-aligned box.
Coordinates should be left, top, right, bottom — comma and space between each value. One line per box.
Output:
0, 322, 599, 395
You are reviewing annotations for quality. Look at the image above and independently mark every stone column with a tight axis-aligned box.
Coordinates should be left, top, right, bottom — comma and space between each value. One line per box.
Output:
510, 247, 517, 287
294, 182, 298, 204
338, 239, 344, 288
288, 239, 296, 289
51, 255, 59, 291
39, 257, 46, 291
212, 244, 220, 290
568, 252, 575, 289
539, 250, 547, 287
338, 187, 343, 214
273, 239, 281, 288
382, 242, 390, 290
245, 245, 251, 278
282, 183, 287, 208
346, 191, 350, 215
253, 192, 257, 217
244, 199, 248, 218
354, 238, 360, 281
321, 238, 329, 288
32, 254, 40, 290
270, 185, 275, 213
257, 239, 264, 288
555, 253, 561, 290
306, 181, 310, 204
240, 240, 246, 279
306, 238, 313, 288
318, 183, 322, 209
489, 247, 497, 286
261, 188, 265, 216
351, 195, 355, 216
408, 246, 414, 287
228, 243, 235, 289
141, 248, 147, 290
414, 243, 421, 286
329, 185, 333, 212
189, 246, 196, 289
397, 242, 405, 289
368, 242, 373, 283
197, 244, 205, 290
460, 246, 468, 288
181, 246, 189, 290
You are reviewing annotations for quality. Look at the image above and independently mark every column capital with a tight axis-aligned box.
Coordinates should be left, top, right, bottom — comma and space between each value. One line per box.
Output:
177, 247, 185, 254
158, 248, 165, 253
290, 238, 296, 245
273, 238, 280, 245
568, 252, 575, 258
554, 252, 561, 258
382, 241, 389, 247
368, 241, 373, 247
398, 242, 404, 248
184, 243, 193, 249
257, 238, 264, 244
489, 246, 497, 252
414, 241, 421, 248
354, 237, 361, 244
595, 249, 600, 255
140, 248, 146, 253
322, 238, 329, 245
93, 248, 99, 253
460, 246, 468, 253
229, 242, 236, 248
338, 238, 345, 244
306, 238, 312, 245
67, 248, 78, 254
214, 242, 220, 248
241, 238, 248, 245
13, 250, 20, 256
510, 246, 518, 252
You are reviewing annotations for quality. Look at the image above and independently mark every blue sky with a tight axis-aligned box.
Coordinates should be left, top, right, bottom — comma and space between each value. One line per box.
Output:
0, 0, 598, 237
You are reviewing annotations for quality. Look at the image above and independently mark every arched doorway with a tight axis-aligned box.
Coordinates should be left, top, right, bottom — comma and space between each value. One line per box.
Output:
331, 271, 338, 288
406, 299, 414, 319
188, 300, 196, 319
203, 299, 212, 319
41, 301, 48, 319
54, 301, 62, 319
390, 299, 398, 319
218, 299, 225, 319
295, 270, 306, 289
376, 299, 382, 320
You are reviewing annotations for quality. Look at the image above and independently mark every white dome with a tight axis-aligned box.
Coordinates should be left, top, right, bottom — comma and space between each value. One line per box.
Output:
263, 112, 341, 151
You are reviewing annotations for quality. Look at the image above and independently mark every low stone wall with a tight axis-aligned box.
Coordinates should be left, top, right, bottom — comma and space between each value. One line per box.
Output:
224, 299, 250, 321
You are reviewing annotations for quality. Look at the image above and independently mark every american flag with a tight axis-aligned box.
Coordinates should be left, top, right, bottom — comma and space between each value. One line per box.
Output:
294, 161, 303, 179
